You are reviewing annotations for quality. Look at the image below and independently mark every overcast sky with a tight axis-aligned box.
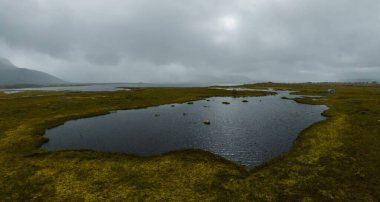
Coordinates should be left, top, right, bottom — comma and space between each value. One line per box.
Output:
1, 0, 380, 83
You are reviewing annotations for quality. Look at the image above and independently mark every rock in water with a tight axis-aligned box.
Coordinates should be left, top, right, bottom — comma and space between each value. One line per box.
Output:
203, 120, 211, 125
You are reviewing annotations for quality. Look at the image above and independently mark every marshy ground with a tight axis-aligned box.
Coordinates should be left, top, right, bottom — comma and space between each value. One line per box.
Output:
0, 84, 379, 201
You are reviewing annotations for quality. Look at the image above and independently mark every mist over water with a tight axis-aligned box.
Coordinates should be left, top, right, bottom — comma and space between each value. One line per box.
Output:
1, 83, 244, 92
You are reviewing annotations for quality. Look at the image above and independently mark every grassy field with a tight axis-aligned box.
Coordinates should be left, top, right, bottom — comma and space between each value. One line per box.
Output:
0, 84, 379, 201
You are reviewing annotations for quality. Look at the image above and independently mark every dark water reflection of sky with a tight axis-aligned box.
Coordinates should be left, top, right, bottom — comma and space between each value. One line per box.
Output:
42, 91, 327, 167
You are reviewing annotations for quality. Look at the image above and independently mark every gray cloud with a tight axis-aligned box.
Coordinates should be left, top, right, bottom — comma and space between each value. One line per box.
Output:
0, 0, 379, 83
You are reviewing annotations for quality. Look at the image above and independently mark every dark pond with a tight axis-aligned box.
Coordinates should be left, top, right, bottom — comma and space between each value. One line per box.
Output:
41, 91, 327, 167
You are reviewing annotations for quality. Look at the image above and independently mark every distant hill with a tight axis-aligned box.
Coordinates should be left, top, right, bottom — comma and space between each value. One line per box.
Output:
0, 57, 67, 86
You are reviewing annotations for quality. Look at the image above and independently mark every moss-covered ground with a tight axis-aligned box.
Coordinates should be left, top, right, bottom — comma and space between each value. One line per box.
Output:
0, 84, 379, 201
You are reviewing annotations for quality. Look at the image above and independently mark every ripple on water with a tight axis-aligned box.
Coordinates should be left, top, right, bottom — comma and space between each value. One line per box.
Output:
42, 91, 328, 167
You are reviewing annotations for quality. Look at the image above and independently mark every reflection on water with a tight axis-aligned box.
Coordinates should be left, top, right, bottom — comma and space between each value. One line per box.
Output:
42, 91, 327, 167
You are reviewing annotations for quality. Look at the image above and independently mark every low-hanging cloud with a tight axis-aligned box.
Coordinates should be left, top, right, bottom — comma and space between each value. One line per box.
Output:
1, 0, 380, 83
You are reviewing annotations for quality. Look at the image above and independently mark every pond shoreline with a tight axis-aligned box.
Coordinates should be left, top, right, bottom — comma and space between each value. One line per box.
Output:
3, 84, 378, 201
39, 88, 328, 168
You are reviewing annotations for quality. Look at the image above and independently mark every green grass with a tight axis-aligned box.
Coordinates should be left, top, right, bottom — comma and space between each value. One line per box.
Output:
0, 84, 379, 201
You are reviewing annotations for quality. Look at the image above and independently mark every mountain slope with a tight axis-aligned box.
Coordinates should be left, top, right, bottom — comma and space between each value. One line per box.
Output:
0, 57, 66, 86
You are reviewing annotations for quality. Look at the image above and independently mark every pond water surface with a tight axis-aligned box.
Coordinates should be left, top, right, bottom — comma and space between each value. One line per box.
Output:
42, 91, 327, 167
